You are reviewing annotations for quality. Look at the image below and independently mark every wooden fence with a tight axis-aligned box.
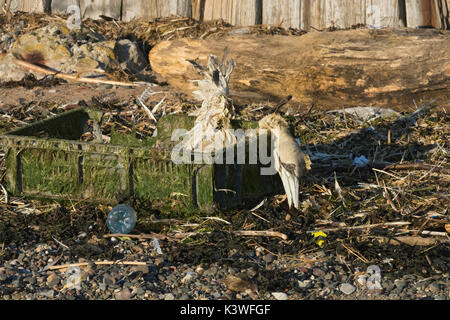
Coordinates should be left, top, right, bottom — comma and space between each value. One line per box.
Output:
6, 0, 450, 29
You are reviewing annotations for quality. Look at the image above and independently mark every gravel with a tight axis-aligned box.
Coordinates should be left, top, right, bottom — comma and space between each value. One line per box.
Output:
339, 283, 356, 295
0, 225, 448, 301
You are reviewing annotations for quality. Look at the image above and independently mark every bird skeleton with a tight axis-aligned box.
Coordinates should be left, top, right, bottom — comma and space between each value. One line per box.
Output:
182, 52, 236, 153
259, 113, 311, 210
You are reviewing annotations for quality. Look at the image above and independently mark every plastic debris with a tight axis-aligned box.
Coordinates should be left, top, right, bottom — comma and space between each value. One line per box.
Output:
352, 156, 370, 168
106, 204, 136, 234
311, 231, 327, 247
152, 238, 163, 255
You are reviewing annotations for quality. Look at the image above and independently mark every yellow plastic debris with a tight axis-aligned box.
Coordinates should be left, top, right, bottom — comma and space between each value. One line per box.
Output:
311, 231, 327, 247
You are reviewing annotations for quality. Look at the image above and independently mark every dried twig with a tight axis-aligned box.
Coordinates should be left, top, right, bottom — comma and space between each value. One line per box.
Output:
47, 261, 148, 271
384, 163, 450, 175
370, 236, 450, 246
201, 216, 231, 225
308, 221, 411, 233
232, 230, 288, 240
137, 97, 157, 122
339, 241, 370, 263
12, 57, 143, 87
103, 233, 171, 240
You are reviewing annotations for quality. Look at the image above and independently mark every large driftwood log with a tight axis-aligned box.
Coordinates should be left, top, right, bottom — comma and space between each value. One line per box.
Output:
149, 29, 450, 110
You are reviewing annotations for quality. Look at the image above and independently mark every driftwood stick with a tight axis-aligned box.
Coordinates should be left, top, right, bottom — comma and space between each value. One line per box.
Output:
12, 57, 142, 87
232, 230, 288, 240
47, 261, 148, 271
397, 229, 448, 237
369, 236, 450, 246
384, 163, 450, 175
103, 233, 170, 240
308, 221, 411, 233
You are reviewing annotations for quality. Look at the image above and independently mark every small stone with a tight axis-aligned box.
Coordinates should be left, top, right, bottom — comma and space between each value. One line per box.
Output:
195, 265, 204, 274
224, 275, 255, 292
272, 292, 288, 300
39, 290, 55, 298
297, 280, 311, 289
340, 283, 356, 295
164, 293, 175, 300
22, 276, 34, 284
11, 279, 20, 288
394, 279, 407, 291
313, 268, 325, 277
181, 271, 195, 284
116, 287, 131, 300
17, 253, 26, 264
324, 280, 337, 289
247, 267, 257, 278
103, 274, 116, 286
131, 265, 149, 274
263, 254, 276, 263
46, 273, 59, 287
134, 287, 145, 297
428, 283, 441, 293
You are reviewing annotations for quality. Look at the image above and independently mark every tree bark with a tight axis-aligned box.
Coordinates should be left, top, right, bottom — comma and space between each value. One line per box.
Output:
149, 28, 450, 111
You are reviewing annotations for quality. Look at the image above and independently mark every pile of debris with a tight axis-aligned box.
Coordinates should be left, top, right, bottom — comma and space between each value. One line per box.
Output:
0, 22, 147, 83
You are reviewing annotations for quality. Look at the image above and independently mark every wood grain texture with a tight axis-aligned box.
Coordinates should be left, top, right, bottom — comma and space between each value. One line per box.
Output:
80, 0, 121, 20
122, 0, 192, 22
149, 29, 450, 110
262, 0, 399, 30
14, 0, 45, 13
203, 0, 261, 26
50, 0, 80, 14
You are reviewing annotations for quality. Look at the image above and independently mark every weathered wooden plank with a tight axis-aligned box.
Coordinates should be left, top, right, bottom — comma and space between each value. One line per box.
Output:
51, 0, 80, 14
406, 0, 425, 27
365, 0, 399, 28
149, 29, 450, 110
192, 0, 205, 21
262, 0, 302, 29
431, 0, 450, 29
122, 0, 192, 22
80, 0, 121, 20
10, 0, 45, 13
203, 0, 260, 26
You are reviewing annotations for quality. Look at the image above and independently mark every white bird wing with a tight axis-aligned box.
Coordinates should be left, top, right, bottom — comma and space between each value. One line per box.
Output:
279, 166, 293, 208
279, 164, 299, 209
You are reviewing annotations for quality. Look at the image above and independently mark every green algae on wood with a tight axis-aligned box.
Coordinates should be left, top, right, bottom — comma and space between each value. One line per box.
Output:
0, 107, 282, 214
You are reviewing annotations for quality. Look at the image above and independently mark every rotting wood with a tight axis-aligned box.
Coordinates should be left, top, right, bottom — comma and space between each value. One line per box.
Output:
149, 29, 450, 110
